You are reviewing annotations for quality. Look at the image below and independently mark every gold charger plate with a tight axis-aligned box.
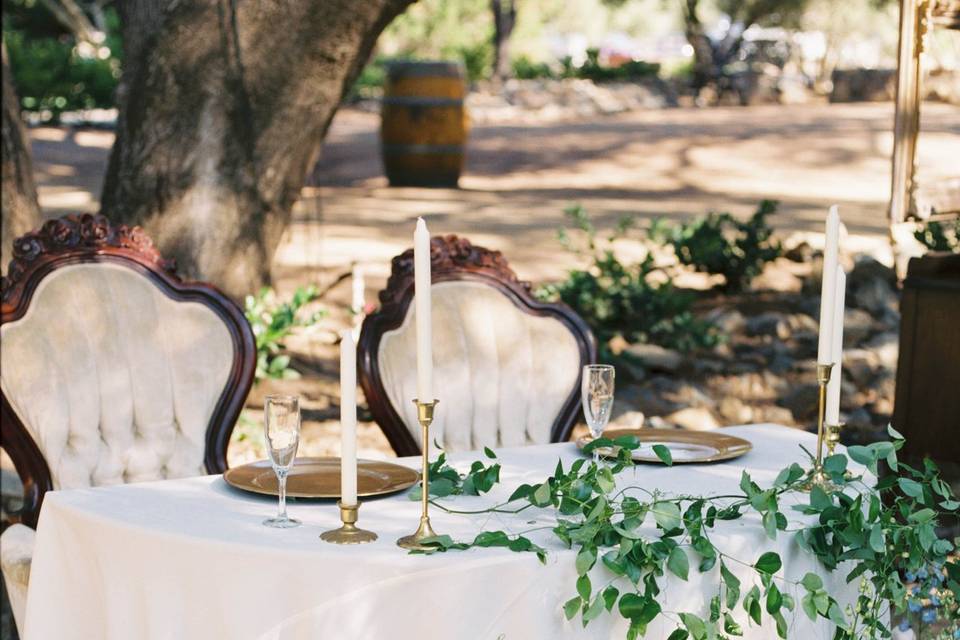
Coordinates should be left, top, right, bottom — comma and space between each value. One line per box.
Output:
576, 429, 752, 464
223, 457, 419, 499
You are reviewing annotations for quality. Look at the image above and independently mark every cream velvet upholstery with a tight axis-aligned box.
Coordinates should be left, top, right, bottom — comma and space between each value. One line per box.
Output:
378, 280, 580, 452
0, 523, 33, 630
0, 262, 235, 636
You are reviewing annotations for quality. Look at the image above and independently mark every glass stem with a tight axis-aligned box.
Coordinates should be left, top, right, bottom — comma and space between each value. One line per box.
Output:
278, 469, 288, 520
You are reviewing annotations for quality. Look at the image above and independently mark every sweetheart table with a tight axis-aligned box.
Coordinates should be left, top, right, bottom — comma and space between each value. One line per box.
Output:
22, 424, 863, 640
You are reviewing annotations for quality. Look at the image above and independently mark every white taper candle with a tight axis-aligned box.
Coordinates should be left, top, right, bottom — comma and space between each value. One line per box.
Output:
339, 330, 358, 506
825, 268, 846, 425
817, 205, 840, 365
351, 264, 365, 340
414, 218, 433, 402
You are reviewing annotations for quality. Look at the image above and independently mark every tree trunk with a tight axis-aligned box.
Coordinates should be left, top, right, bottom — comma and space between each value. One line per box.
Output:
491, 0, 517, 81
680, 0, 716, 91
100, 0, 414, 298
1, 40, 42, 273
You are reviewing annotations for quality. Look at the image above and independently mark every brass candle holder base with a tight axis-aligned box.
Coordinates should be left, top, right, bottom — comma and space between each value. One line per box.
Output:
398, 399, 442, 551
800, 363, 836, 492
320, 501, 377, 544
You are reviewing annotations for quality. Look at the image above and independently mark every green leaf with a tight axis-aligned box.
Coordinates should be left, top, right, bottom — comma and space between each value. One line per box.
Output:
721, 562, 741, 608
822, 454, 847, 475
762, 510, 777, 540
533, 482, 552, 506
654, 502, 682, 532
801, 593, 817, 621
898, 478, 924, 498
679, 613, 707, 640
827, 602, 847, 629
765, 583, 782, 614
846, 445, 874, 467
618, 593, 645, 619
666, 630, 689, 640
909, 508, 936, 524
888, 424, 904, 440
744, 585, 762, 625
483, 446, 496, 459
602, 585, 619, 612
809, 485, 832, 511
723, 612, 743, 636
652, 444, 673, 466
563, 596, 581, 620
773, 610, 788, 638
583, 595, 605, 623
800, 573, 822, 591
868, 525, 885, 553
576, 574, 591, 601
753, 551, 782, 575
576, 546, 597, 575
667, 546, 690, 581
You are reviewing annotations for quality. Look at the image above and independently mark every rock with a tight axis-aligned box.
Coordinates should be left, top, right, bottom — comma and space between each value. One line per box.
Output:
780, 383, 820, 423
842, 308, 875, 347
784, 241, 814, 263
665, 407, 720, 431
848, 256, 896, 288
830, 68, 895, 103
746, 312, 791, 339
853, 277, 897, 316
769, 353, 795, 374
746, 312, 819, 341
705, 308, 746, 335
624, 343, 683, 373
756, 405, 795, 426
691, 357, 727, 375
719, 396, 753, 424
864, 332, 899, 371
610, 410, 646, 429
646, 416, 673, 429
627, 377, 716, 416
750, 259, 803, 293
843, 349, 879, 387
844, 407, 873, 428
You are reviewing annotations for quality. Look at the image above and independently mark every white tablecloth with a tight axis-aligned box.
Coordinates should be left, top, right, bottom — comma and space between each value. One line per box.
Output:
23, 424, 861, 640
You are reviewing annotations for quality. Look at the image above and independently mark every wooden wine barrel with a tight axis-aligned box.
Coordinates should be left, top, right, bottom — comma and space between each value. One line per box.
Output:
381, 61, 466, 187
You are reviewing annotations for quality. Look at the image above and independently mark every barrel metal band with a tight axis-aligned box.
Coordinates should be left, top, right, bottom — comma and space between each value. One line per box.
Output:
382, 97, 464, 107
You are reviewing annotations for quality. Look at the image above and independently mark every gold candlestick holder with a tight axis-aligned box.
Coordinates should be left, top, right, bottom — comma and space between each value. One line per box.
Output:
320, 501, 377, 544
800, 363, 834, 491
825, 421, 844, 457
398, 399, 440, 550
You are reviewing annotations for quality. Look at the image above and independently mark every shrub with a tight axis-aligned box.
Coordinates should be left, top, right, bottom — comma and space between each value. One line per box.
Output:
537, 205, 720, 360
577, 48, 660, 83
651, 200, 782, 292
512, 56, 554, 80
3, 3, 122, 119
914, 220, 960, 253
244, 286, 325, 382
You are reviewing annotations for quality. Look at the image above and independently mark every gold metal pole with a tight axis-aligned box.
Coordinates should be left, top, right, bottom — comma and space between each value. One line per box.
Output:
398, 399, 440, 550
801, 363, 834, 491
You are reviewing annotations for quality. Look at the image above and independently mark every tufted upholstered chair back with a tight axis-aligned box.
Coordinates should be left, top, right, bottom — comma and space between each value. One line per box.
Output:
0, 215, 256, 528
358, 235, 595, 456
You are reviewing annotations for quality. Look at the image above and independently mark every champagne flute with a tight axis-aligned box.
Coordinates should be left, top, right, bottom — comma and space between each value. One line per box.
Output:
582, 365, 615, 465
263, 395, 301, 528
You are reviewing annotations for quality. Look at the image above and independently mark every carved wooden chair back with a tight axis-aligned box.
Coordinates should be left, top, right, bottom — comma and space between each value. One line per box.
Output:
358, 235, 596, 456
0, 214, 256, 528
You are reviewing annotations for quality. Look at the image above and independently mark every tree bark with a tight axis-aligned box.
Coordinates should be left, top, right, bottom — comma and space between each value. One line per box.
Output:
680, 0, 716, 91
1, 40, 42, 273
491, 0, 517, 81
100, 0, 414, 298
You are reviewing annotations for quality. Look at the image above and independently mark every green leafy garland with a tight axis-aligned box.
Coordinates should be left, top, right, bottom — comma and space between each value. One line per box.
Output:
414, 427, 960, 639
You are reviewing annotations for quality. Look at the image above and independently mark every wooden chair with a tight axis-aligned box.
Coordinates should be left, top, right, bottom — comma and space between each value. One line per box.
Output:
0, 214, 256, 634
358, 235, 595, 456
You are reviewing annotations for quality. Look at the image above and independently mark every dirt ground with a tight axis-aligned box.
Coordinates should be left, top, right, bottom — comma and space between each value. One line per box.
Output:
19, 101, 960, 464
